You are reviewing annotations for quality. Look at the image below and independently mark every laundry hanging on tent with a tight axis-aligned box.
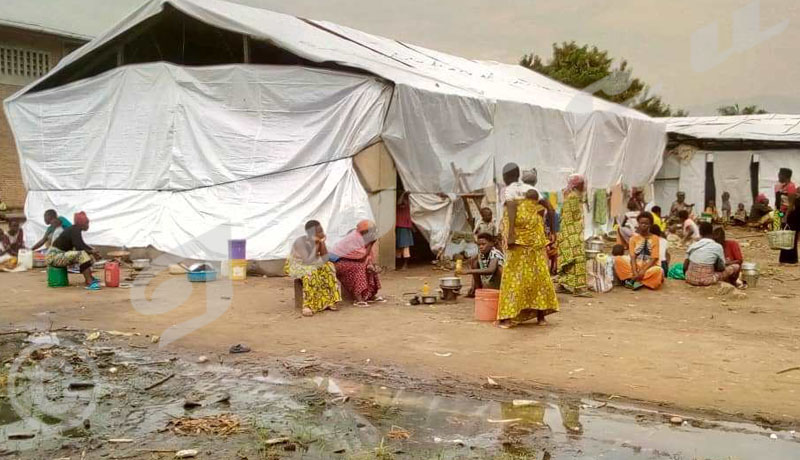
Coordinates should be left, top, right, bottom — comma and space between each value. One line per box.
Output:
593, 189, 608, 225
609, 184, 625, 220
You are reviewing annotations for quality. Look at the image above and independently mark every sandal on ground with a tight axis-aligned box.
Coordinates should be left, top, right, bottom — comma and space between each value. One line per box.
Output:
229, 343, 251, 353
353, 301, 369, 307
85, 280, 101, 291
302, 307, 314, 316
369, 296, 387, 303
327, 304, 339, 311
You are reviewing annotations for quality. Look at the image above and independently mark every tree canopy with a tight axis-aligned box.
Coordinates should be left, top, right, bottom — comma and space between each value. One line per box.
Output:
716, 104, 768, 115
521, 41, 688, 118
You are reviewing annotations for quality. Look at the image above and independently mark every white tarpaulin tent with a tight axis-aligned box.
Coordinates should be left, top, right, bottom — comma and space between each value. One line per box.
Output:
6, 0, 666, 260
655, 115, 800, 213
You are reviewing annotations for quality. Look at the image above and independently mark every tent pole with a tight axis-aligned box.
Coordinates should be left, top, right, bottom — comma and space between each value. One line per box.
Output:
243, 35, 250, 64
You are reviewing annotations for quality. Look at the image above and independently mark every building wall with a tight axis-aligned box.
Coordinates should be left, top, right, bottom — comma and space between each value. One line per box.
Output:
0, 25, 86, 209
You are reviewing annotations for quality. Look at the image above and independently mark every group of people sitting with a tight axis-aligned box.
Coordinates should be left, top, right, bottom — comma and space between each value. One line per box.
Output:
1, 209, 101, 289
285, 219, 384, 317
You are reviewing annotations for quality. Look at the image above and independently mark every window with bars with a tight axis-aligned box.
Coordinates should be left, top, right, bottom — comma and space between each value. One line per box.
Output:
0, 46, 51, 78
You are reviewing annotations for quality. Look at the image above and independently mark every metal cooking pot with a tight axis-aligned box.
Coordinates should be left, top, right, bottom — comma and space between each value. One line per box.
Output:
585, 249, 601, 260
439, 277, 462, 288
741, 262, 757, 271
421, 295, 438, 304
585, 238, 604, 252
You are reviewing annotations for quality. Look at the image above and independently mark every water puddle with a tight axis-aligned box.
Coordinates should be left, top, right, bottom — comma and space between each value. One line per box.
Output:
1, 332, 799, 459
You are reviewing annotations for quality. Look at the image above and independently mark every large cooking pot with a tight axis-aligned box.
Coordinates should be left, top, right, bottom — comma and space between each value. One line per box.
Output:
585, 238, 604, 252
741, 262, 759, 288
440, 277, 462, 288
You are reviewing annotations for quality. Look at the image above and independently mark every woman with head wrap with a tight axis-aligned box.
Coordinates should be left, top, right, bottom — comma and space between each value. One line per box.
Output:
557, 174, 589, 295
284, 220, 342, 317
330, 220, 383, 307
496, 163, 559, 329
46, 211, 101, 290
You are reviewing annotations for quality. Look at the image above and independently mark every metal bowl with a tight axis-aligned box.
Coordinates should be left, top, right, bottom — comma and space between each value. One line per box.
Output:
421, 295, 438, 304
439, 277, 462, 288
585, 249, 601, 260
585, 238, 604, 252
132, 259, 150, 271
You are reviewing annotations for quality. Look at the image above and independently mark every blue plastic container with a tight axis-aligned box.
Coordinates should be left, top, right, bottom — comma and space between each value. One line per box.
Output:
187, 270, 217, 282
228, 239, 246, 259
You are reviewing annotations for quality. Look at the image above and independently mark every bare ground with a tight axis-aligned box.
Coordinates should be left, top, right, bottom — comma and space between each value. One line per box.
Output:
2, 228, 800, 427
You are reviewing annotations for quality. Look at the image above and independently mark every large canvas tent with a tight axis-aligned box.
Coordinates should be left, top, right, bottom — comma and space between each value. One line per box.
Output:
5, 0, 666, 261
656, 114, 800, 213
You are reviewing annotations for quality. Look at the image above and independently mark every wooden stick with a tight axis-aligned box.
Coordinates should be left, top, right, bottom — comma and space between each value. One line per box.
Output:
777, 366, 800, 375
145, 373, 174, 390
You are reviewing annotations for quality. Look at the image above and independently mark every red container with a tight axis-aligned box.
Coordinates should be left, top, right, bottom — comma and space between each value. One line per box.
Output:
104, 261, 120, 288
474, 289, 500, 321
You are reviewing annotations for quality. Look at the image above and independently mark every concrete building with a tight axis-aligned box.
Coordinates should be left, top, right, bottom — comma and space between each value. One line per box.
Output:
0, 21, 89, 208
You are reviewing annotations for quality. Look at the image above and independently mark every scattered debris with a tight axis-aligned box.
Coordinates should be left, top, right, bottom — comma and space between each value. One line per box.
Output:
108, 438, 134, 443
386, 425, 412, 440
434, 352, 452, 357
68, 382, 96, 390
777, 366, 800, 375
108, 367, 118, 374
669, 416, 683, 425
487, 418, 523, 424
7, 432, 35, 440
175, 449, 199, 458
183, 399, 202, 409
512, 400, 539, 407
151, 335, 160, 344
770, 433, 778, 440
197, 355, 209, 363
485, 376, 500, 388
229, 344, 251, 354
107, 330, 134, 337
145, 373, 175, 390
168, 414, 241, 436
264, 437, 290, 446
86, 331, 101, 341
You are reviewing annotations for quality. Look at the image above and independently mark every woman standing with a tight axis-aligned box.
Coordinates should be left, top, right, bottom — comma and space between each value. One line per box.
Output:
284, 220, 342, 317
557, 174, 588, 295
779, 192, 800, 265
331, 220, 383, 306
497, 176, 559, 328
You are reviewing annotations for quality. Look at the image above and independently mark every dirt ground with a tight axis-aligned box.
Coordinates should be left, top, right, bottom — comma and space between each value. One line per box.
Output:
2, 227, 800, 428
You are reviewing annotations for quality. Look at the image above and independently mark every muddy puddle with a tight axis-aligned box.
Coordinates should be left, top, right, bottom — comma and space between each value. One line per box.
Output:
1, 331, 799, 459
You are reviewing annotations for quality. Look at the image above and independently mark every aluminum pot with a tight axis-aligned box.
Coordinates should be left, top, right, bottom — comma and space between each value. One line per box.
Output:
439, 277, 462, 288
741, 262, 759, 288
585, 249, 601, 260
132, 259, 150, 271
585, 238, 604, 252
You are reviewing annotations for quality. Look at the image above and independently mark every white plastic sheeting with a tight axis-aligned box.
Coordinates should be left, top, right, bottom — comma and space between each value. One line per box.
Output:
677, 152, 708, 215
7, 0, 667, 255
663, 114, 800, 143
10, 64, 389, 260
713, 151, 754, 210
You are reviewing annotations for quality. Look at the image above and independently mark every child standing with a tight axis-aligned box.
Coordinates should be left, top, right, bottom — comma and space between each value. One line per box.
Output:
721, 192, 732, 223
396, 192, 414, 270
473, 207, 496, 239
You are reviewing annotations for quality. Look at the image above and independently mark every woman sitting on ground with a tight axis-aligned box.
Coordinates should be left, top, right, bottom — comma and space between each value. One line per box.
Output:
46, 212, 101, 290
749, 194, 773, 229
0, 219, 24, 258
330, 220, 383, 307
461, 233, 504, 296
284, 220, 342, 317
712, 227, 744, 286
679, 209, 700, 245
684, 222, 739, 287
613, 212, 664, 290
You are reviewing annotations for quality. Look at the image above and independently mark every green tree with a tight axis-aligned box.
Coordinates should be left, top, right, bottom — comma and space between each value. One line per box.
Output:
716, 104, 768, 115
521, 41, 687, 118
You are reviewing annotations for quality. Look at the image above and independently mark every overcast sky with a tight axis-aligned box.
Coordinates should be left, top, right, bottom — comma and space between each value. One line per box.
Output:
5, 0, 798, 115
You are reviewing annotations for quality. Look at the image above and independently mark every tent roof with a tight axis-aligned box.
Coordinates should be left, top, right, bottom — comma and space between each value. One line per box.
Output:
661, 114, 800, 143
0, 0, 143, 41
10, 0, 653, 122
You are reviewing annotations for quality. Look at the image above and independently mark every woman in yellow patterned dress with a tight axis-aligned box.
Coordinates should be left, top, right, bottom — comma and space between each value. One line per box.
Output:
284, 220, 342, 317
498, 191, 560, 328
557, 174, 588, 295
